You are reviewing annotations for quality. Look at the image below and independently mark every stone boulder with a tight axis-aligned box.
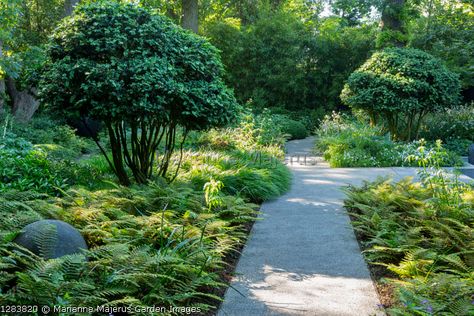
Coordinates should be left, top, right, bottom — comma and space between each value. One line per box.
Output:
14, 220, 87, 259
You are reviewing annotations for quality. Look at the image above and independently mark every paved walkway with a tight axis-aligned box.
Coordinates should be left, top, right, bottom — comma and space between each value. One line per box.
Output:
218, 137, 472, 316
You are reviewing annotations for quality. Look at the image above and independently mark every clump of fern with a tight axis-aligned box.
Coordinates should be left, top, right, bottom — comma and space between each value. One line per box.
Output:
344, 144, 474, 315
0, 243, 223, 313
0, 119, 291, 313
0, 176, 260, 313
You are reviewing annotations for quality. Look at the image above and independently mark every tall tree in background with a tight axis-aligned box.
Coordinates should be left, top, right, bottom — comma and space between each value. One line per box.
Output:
409, 0, 474, 101
0, 0, 18, 114
378, 0, 407, 47
0, 0, 19, 116
330, 0, 375, 25
0, 0, 63, 121
182, 0, 198, 32
0, 41, 4, 114
64, 0, 80, 16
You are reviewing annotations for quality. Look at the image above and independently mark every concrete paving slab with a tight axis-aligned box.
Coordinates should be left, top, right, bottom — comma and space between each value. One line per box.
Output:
461, 168, 474, 179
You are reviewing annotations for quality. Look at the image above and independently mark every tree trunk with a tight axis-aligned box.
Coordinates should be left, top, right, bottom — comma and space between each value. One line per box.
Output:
0, 41, 5, 115
381, 0, 404, 32
182, 0, 198, 33
380, 0, 406, 47
64, 0, 80, 17
5, 78, 40, 122
106, 122, 131, 186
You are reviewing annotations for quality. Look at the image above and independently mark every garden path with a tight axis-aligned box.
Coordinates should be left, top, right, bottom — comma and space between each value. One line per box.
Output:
218, 137, 420, 316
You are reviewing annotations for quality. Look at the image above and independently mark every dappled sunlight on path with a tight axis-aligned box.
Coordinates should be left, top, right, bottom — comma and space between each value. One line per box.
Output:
249, 265, 381, 316
218, 137, 408, 315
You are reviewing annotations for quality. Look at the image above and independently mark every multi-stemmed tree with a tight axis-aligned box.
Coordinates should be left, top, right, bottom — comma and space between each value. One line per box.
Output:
39, 1, 239, 186
341, 47, 461, 141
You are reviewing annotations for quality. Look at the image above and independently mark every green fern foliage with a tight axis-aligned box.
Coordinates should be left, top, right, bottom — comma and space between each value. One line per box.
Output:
0, 178, 262, 313
0, 157, 282, 314
344, 170, 474, 315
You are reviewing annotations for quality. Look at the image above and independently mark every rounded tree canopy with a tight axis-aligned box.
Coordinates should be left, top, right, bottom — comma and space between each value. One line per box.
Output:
341, 47, 461, 114
39, 1, 239, 131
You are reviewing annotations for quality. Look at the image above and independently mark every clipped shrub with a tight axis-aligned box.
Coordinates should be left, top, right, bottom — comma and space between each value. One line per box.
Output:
39, 1, 238, 185
341, 48, 461, 140
279, 118, 308, 140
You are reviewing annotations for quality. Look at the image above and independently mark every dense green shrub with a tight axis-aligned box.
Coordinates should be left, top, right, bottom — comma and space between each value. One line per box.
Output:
1, 113, 97, 159
279, 118, 308, 140
341, 48, 461, 140
254, 111, 308, 140
0, 134, 68, 194
419, 104, 474, 155
204, 16, 376, 111
252, 111, 288, 146
344, 161, 474, 314
297, 107, 327, 132
194, 109, 309, 155
268, 107, 326, 132
420, 104, 474, 141
196, 111, 288, 151
0, 131, 108, 194
39, 1, 238, 185
443, 138, 473, 156
255, 109, 313, 140
205, 12, 308, 111
316, 113, 462, 167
